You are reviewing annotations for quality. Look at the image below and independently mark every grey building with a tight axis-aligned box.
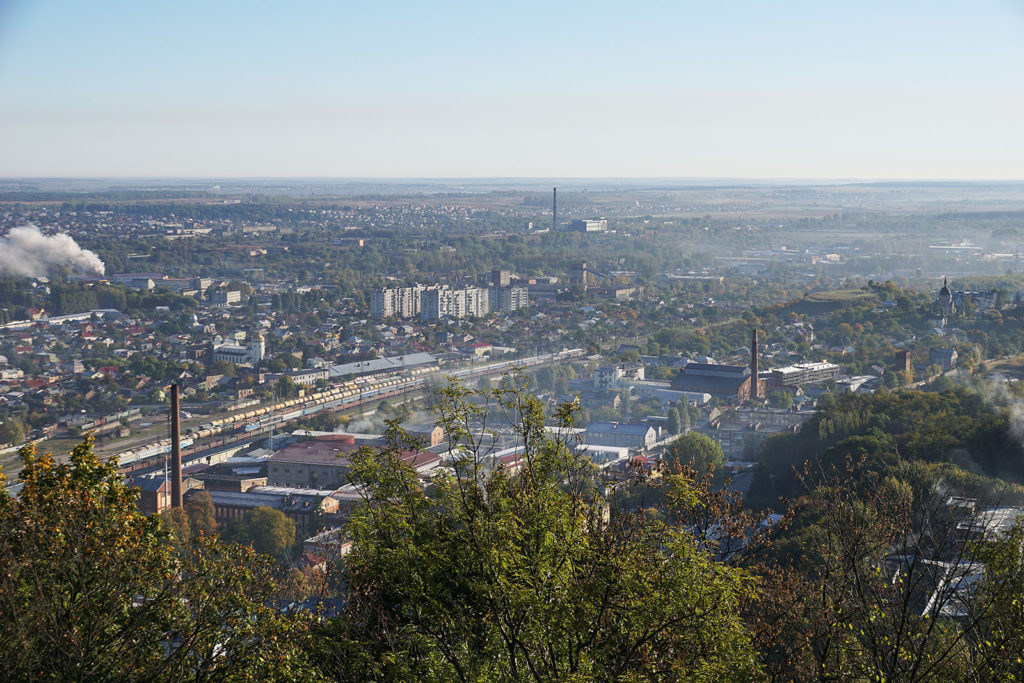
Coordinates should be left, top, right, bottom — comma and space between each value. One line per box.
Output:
584, 421, 658, 450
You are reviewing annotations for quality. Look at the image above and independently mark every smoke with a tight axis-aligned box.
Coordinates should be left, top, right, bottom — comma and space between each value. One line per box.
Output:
343, 416, 385, 435
0, 225, 106, 278
960, 372, 1024, 478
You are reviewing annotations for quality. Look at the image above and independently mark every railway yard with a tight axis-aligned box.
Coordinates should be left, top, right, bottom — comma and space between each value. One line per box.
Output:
27, 349, 584, 480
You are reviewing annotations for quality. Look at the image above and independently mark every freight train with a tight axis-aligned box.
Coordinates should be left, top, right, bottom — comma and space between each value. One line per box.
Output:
112, 349, 583, 471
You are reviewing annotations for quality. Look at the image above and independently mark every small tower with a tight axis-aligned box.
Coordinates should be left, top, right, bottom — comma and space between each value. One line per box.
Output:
937, 277, 955, 323
570, 261, 588, 289
253, 332, 266, 363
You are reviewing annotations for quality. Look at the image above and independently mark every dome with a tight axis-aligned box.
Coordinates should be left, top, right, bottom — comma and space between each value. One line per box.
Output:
939, 277, 952, 299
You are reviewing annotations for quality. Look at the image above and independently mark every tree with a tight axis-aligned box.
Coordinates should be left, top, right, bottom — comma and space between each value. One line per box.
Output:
276, 375, 301, 399
225, 506, 296, 562
185, 490, 218, 537
666, 430, 725, 479
753, 460, 1024, 681
768, 390, 793, 410
209, 359, 237, 378
666, 406, 682, 435
0, 416, 26, 446
160, 506, 191, 551
317, 377, 763, 680
0, 437, 319, 681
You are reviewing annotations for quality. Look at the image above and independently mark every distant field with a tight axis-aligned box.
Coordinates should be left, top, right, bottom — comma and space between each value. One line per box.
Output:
787, 288, 878, 314
803, 289, 877, 303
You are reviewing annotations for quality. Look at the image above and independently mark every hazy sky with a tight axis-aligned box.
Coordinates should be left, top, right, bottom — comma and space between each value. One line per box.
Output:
1, 1, 1023, 179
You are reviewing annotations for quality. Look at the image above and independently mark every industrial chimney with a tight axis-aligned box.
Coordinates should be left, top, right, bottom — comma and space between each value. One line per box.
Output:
552, 187, 557, 232
170, 383, 183, 508
750, 329, 760, 401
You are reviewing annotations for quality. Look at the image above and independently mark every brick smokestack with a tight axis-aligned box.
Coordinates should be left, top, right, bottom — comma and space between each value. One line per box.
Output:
170, 383, 183, 508
750, 329, 760, 401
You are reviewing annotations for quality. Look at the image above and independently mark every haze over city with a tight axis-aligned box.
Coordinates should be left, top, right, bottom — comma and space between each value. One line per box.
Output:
2, 0, 1024, 178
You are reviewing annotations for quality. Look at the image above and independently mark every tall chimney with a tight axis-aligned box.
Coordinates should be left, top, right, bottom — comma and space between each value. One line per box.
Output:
170, 383, 183, 508
552, 187, 557, 232
750, 329, 760, 401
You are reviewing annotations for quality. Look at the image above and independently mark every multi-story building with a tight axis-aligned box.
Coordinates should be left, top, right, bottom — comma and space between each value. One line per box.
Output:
698, 407, 816, 461
764, 362, 840, 389
420, 286, 489, 320
211, 290, 242, 305
491, 284, 529, 313
264, 368, 328, 387
593, 363, 645, 390
370, 285, 425, 318
210, 333, 265, 366
489, 268, 528, 313
569, 218, 608, 233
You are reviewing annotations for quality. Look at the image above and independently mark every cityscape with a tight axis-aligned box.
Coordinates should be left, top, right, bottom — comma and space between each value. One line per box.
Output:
3, 2, 1024, 681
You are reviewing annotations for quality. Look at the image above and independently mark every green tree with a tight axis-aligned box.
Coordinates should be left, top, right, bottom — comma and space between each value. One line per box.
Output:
209, 359, 237, 378
666, 406, 682, 435
184, 490, 218, 537
225, 506, 296, 562
754, 461, 1024, 681
160, 506, 191, 551
0, 416, 26, 446
666, 430, 725, 479
318, 378, 762, 680
276, 375, 301, 399
768, 390, 793, 410
0, 438, 320, 681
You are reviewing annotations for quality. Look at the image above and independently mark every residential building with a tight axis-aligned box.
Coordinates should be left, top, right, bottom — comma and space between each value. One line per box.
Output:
265, 368, 328, 387
594, 363, 645, 390
420, 286, 489, 320
698, 406, 816, 461
211, 290, 242, 305
930, 348, 958, 371
370, 285, 426, 318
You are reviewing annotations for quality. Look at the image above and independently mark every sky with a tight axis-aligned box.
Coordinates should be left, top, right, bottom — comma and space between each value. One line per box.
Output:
0, 0, 1023, 179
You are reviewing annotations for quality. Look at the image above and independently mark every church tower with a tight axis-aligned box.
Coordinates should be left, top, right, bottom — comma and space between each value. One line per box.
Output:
937, 276, 955, 322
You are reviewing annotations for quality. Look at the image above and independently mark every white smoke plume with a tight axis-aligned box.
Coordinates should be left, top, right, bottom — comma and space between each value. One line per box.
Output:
0, 225, 106, 278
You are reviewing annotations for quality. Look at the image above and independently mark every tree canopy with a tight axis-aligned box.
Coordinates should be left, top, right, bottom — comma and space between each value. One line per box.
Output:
665, 431, 726, 480
225, 506, 296, 563
317, 378, 764, 681
0, 437, 318, 681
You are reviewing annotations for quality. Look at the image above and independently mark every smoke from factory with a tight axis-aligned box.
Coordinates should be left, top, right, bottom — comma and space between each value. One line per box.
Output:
0, 225, 106, 278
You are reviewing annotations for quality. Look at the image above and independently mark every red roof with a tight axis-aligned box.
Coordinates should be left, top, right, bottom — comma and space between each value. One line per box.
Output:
270, 435, 439, 472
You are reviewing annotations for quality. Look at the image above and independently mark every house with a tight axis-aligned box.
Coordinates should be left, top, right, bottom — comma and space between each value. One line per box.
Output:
584, 421, 658, 451
930, 348, 958, 371
128, 473, 202, 515
593, 363, 644, 390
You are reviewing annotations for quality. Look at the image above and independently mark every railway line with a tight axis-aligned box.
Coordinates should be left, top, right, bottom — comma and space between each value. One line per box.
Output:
112, 348, 584, 473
